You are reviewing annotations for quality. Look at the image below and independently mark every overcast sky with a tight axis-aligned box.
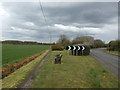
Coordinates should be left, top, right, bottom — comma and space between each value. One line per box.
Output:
0, 2, 118, 43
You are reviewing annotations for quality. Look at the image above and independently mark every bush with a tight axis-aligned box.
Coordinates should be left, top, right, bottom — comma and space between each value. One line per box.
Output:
108, 40, 120, 52
83, 46, 90, 55
51, 43, 64, 51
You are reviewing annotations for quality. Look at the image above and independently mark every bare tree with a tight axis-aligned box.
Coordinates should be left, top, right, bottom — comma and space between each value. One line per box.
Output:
94, 39, 104, 48
57, 35, 71, 46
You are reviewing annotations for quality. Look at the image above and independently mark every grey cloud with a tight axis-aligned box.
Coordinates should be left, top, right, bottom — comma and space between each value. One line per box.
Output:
1, 2, 118, 43
44, 2, 117, 25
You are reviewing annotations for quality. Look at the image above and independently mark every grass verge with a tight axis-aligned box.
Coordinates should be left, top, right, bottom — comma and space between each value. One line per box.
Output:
30, 50, 119, 88
104, 49, 120, 56
2, 50, 49, 88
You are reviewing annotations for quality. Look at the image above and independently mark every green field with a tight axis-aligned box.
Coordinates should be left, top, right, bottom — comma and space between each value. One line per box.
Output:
2, 50, 49, 88
2, 44, 50, 67
30, 50, 119, 88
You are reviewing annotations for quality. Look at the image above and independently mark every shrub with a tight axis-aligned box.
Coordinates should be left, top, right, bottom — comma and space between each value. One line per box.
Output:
83, 46, 90, 55
51, 43, 63, 51
108, 40, 120, 52
2, 67, 11, 78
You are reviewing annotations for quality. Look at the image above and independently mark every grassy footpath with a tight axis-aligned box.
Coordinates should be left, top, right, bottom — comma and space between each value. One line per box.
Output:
104, 49, 120, 56
2, 44, 50, 67
2, 50, 49, 88
30, 50, 119, 88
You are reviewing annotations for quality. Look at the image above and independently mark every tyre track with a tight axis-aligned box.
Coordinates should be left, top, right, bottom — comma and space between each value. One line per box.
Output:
17, 50, 51, 88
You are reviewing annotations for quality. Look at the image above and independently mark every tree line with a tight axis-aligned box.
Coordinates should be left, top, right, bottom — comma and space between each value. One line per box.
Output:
56, 35, 120, 52
57, 35, 105, 48
1, 40, 55, 45
1, 36, 119, 52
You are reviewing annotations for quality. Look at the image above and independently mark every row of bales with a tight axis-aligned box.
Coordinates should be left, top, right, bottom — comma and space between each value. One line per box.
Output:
2, 50, 47, 79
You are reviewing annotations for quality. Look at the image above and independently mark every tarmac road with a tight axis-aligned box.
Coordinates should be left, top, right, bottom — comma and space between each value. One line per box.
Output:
90, 48, 119, 78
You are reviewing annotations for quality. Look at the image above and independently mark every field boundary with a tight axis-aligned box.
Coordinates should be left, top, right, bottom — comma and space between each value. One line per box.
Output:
17, 50, 51, 88
2, 50, 49, 88
2, 50, 49, 79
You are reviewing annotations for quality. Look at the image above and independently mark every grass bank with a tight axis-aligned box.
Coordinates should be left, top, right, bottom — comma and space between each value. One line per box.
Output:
30, 50, 119, 88
104, 49, 120, 56
2, 50, 49, 88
